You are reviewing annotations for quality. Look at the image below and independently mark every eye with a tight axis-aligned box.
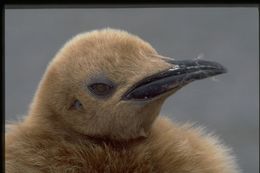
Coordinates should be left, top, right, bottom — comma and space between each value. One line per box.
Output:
88, 83, 113, 96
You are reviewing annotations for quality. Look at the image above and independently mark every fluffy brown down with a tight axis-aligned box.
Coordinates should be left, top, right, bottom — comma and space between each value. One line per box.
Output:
5, 28, 240, 173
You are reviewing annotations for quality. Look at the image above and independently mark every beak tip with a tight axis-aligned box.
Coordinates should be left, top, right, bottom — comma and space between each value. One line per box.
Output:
223, 67, 228, 74
223, 64, 228, 72
215, 62, 228, 75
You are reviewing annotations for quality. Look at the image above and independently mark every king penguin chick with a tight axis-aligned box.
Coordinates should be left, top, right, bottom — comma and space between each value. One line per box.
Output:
5, 28, 240, 173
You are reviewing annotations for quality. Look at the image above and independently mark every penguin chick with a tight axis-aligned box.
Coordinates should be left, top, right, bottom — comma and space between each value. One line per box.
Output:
5, 28, 240, 173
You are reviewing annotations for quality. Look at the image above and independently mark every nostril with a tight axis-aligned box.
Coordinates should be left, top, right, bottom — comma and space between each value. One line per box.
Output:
70, 99, 83, 110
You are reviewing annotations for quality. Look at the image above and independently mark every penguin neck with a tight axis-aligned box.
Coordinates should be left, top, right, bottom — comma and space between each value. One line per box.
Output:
25, 101, 60, 132
25, 104, 150, 145
24, 87, 68, 139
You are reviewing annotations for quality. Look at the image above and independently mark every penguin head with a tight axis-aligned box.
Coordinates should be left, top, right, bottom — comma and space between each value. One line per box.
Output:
31, 28, 226, 140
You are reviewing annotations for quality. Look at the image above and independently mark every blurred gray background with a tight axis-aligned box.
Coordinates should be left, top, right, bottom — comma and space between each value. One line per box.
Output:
5, 8, 258, 172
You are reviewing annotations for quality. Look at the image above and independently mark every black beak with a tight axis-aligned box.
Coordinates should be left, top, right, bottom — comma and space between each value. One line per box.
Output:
122, 59, 227, 100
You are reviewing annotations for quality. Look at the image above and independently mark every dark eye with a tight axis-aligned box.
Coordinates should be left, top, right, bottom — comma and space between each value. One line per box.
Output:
88, 83, 113, 96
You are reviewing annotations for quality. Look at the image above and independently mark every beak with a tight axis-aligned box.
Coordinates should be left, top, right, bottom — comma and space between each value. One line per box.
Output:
122, 58, 227, 101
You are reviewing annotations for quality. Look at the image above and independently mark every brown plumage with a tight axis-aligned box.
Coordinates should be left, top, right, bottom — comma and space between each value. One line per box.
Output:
5, 28, 240, 173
